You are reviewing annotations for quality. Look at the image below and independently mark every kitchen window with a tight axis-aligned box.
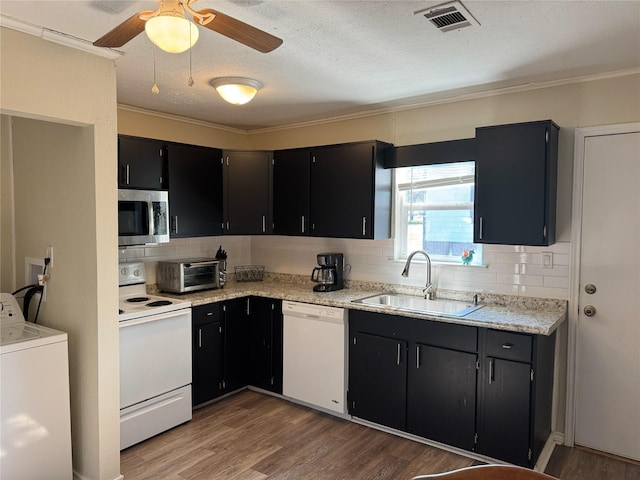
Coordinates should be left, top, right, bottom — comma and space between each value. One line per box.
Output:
395, 161, 481, 265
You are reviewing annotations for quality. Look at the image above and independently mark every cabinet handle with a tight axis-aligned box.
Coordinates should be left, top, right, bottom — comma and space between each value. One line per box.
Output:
502, 343, 514, 350
174, 215, 179, 234
301, 215, 305, 234
198, 328, 202, 348
125, 164, 130, 185
396, 343, 401, 365
479, 216, 484, 240
488, 359, 494, 385
362, 217, 367, 236
416, 346, 421, 369
262, 215, 266, 233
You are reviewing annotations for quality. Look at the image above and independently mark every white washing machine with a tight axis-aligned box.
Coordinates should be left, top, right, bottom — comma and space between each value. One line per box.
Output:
1, 293, 72, 479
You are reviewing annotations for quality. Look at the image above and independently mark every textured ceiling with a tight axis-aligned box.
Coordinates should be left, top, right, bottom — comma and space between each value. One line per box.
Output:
1, 0, 639, 130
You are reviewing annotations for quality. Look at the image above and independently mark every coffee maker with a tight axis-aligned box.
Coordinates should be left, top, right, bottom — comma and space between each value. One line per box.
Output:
311, 253, 345, 292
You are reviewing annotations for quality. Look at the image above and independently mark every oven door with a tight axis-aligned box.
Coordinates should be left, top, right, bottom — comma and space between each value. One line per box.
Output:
118, 189, 170, 246
119, 308, 191, 409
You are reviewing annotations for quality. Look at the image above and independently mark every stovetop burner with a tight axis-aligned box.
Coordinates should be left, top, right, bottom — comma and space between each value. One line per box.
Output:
146, 300, 172, 307
126, 297, 150, 303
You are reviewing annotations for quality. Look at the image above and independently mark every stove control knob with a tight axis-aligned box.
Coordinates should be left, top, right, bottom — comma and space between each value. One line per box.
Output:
134, 269, 141, 277
121, 267, 128, 276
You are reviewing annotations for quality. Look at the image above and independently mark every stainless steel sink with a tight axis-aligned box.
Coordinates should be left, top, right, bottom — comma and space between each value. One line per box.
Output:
351, 293, 483, 317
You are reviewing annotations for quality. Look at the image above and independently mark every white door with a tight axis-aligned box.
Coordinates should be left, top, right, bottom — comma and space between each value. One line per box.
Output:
574, 130, 640, 461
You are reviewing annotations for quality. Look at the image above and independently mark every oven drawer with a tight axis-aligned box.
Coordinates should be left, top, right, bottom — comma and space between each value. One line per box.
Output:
120, 385, 191, 450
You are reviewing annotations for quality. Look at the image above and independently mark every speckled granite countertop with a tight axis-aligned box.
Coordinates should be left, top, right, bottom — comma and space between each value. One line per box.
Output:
153, 274, 566, 336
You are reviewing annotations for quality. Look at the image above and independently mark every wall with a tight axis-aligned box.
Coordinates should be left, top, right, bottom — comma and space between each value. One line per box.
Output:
123, 73, 640, 301
0, 27, 120, 480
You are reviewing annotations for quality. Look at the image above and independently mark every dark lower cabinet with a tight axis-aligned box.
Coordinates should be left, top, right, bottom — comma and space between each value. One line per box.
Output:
349, 331, 407, 430
248, 297, 283, 393
477, 358, 532, 465
192, 299, 249, 407
348, 309, 555, 468
407, 344, 477, 451
192, 297, 283, 407
192, 303, 223, 406
222, 298, 250, 393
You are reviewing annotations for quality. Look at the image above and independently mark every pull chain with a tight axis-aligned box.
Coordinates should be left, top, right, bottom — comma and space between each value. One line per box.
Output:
188, 19, 194, 86
151, 45, 159, 94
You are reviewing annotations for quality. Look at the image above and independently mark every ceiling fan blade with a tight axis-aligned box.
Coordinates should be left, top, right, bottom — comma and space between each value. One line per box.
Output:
93, 11, 153, 48
196, 8, 283, 53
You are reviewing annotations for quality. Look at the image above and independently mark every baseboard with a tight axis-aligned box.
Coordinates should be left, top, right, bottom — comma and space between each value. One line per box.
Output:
73, 472, 123, 480
535, 431, 564, 472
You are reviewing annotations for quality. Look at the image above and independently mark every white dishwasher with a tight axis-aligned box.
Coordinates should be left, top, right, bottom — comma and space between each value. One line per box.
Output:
282, 300, 347, 415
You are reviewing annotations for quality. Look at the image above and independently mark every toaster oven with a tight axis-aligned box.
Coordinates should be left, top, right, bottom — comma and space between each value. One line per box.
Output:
157, 258, 223, 293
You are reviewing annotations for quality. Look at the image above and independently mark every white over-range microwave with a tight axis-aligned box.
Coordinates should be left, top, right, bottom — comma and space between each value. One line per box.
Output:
118, 189, 170, 246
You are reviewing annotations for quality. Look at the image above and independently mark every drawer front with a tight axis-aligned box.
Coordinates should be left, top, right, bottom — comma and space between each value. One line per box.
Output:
486, 330, 532, 362
192, 303, 222, 326
411, 319, 478, 353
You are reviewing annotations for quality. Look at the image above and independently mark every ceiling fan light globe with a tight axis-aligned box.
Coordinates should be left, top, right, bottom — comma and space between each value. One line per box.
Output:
210, 78, 263, 105
145, 13, 198, 53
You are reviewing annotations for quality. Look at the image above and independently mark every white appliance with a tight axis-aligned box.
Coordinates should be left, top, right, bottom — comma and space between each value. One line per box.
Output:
282, 300, 347, 415
118, 262, 192, 450
0, 293, 72, 479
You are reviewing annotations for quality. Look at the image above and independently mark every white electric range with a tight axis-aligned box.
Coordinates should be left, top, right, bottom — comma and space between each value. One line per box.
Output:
118, 261, 192, 450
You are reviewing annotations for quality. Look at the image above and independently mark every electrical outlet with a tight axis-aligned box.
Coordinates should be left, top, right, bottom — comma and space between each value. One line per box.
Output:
45, 246, 53, 267
542, 251, 553, 269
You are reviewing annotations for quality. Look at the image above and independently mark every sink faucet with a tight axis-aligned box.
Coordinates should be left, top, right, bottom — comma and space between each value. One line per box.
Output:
402, 250, 434, 300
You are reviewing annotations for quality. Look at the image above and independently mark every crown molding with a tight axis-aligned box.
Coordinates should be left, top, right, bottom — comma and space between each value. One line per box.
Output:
0, 14, 122, 59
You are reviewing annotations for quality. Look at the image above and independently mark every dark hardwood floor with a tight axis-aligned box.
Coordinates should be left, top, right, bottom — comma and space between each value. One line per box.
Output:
121, 390, 639, 480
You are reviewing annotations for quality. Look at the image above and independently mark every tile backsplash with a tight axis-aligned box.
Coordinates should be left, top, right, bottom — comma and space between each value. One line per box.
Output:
121, 235, 570, 300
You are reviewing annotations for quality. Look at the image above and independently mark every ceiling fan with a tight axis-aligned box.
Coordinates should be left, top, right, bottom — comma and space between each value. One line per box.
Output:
93, 0, 283, 53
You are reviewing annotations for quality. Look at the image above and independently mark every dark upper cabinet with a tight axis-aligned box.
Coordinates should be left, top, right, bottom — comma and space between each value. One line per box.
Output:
474, 120, 559, 246
167, 142, 223, 238
223, 150, 273, 235
191, 303, 223, 406
272, 148, 311, 236
118, 135, 167, 190
310, 141, 392, 239
248, 297, 283, 393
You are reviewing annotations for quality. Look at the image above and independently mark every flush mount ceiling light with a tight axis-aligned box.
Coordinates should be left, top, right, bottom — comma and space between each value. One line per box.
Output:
210, 77, 263, 105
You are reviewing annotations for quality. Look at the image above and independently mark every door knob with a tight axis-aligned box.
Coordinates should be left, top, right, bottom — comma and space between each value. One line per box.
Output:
583, 305, 597, 317
585, 284, 597, 294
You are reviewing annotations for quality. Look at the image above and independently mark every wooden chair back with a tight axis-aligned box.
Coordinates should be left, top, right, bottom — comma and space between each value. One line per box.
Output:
412, 464, 558, 480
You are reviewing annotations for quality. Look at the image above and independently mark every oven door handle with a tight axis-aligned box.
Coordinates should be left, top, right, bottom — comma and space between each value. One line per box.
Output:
119, 308, 190, 328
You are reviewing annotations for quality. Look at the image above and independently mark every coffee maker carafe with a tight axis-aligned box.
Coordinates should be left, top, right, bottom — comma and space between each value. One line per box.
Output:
311, 253, 345, 292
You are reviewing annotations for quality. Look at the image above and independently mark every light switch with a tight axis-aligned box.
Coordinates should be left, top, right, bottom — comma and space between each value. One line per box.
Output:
542, 251, 553, 269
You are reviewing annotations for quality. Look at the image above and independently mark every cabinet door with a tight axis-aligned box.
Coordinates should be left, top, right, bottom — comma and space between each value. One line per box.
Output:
407, 344, 477, 451
222, 298, 249, 392
478, 358, 532, 466
167, 143, 223, 237
192, 305, 223, 406
474, 121, 558, 246
273, 149, 311, 235
248, 297, 283, 393
349, 331, 407, 430
310, 143, 374, 238
118, 135, 166, 189
223, 151, 272, 235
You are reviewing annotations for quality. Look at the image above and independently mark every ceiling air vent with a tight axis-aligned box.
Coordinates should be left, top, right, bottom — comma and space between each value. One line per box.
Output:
415, 1, 480, 32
